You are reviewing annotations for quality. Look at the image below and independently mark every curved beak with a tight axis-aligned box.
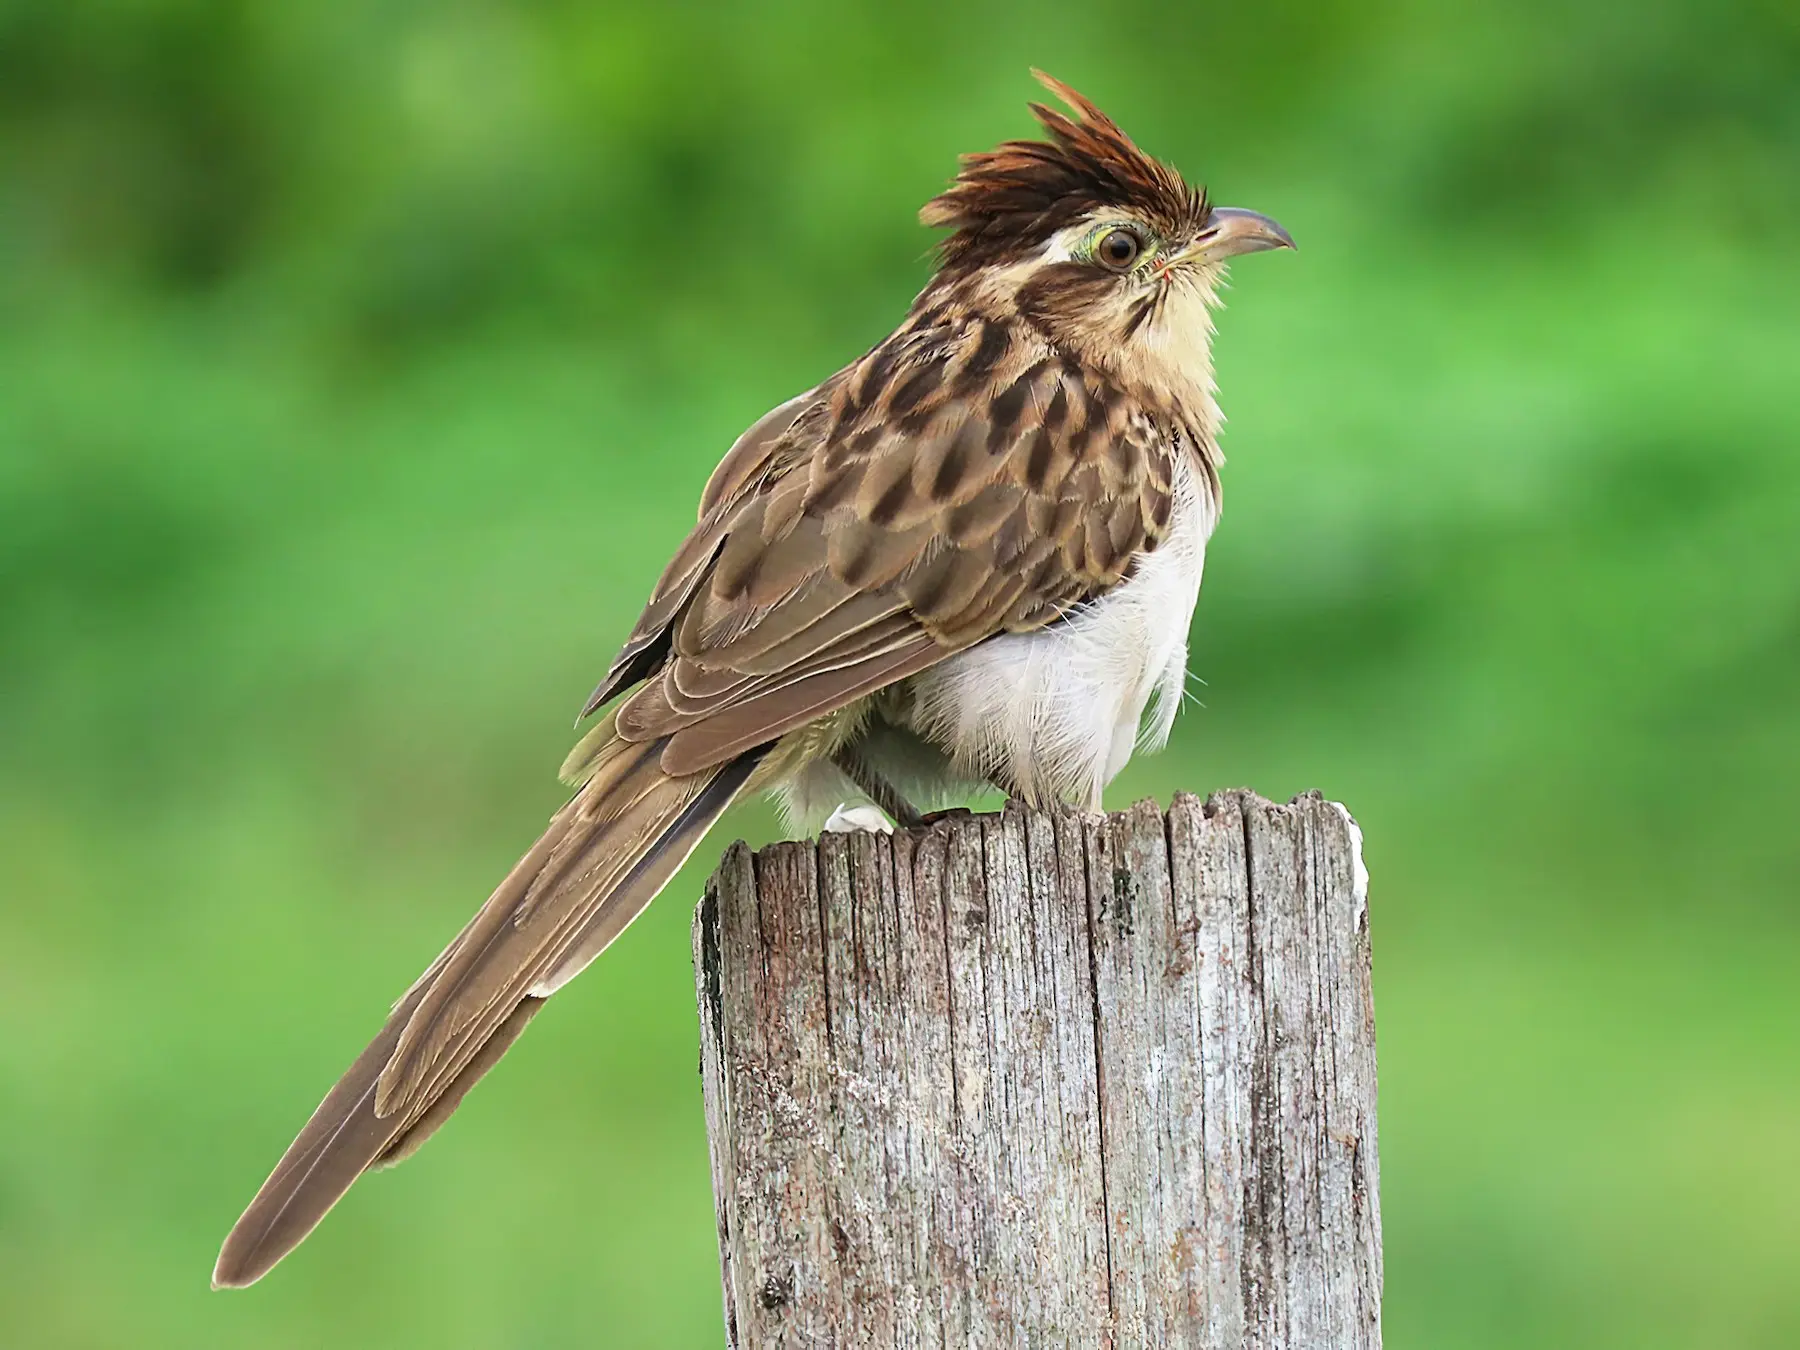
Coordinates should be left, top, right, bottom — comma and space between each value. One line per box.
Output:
1201, 207, 1295, 260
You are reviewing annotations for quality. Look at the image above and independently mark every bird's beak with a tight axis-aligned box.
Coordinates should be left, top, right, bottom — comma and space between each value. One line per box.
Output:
1201, 207, 1295, 260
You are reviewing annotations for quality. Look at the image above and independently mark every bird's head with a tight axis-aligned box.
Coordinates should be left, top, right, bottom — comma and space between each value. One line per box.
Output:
921, 71, 1291, 412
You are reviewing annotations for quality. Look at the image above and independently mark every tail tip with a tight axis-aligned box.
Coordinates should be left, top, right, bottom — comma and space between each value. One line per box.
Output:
212, 1235, 272, 1290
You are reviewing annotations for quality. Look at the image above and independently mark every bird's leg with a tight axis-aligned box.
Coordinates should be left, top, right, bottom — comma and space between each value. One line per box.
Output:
830, 745, 926, 829
916, 775, 1015, 826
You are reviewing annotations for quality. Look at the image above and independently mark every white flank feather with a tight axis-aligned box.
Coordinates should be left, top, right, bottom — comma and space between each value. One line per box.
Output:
904, 454, 1215, 809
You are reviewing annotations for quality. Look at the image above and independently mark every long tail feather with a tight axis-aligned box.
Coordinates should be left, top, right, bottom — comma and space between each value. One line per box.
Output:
212, 744, 759, 1289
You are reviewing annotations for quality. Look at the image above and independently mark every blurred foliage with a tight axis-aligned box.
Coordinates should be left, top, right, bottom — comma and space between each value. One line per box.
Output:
2, 1, 1797, 1346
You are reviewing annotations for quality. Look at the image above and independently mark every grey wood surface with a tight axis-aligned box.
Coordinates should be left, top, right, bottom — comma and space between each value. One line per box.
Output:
693, 790, 1380, 1349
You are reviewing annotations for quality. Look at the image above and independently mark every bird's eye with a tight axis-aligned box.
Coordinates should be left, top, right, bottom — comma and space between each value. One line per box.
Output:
1096, 228, 1143, 271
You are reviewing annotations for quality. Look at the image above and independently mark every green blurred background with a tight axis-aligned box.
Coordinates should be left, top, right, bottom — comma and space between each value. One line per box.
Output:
3, 1, 1797, 1345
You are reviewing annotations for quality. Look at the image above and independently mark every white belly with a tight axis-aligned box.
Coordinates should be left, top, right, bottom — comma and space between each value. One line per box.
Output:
901, 455, 1214, 809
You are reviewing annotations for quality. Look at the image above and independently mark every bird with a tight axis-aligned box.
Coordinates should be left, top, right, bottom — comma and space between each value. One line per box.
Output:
213, 69, 1293, 1289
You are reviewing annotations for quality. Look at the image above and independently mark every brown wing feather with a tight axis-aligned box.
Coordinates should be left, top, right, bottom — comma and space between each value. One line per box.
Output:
579, 382, 843, 718
583, 319, 1178, 777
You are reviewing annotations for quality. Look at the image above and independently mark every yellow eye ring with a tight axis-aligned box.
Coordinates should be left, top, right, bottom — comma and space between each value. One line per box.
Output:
1094, 227, 1144, 272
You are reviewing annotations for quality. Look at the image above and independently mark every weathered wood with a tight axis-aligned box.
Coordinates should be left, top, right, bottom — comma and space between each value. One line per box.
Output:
694, 790, 1380, 1349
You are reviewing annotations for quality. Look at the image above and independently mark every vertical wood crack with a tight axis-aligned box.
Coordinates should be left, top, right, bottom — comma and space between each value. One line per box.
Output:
814, 839, 834, 1052
1081, 816, 1119, 1321
1240, 796, 1287, 1344
934, 828, 963, 1132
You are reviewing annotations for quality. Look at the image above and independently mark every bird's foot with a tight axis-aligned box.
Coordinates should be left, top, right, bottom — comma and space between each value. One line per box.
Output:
918, 806, 976, 826
823, 803, 895, 835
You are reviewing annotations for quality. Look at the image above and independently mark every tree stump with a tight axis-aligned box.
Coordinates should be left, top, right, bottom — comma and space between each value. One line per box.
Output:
692, 790, 1380, 1348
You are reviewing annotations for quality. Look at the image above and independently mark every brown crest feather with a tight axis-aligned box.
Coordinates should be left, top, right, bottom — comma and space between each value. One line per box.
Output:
921, 70, 1208, 270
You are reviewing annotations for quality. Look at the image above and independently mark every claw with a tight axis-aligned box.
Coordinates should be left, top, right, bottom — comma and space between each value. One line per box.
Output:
919, 806, 976, 826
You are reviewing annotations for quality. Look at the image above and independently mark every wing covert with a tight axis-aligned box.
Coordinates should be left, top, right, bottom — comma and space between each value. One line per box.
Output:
583, 320, 1181, 773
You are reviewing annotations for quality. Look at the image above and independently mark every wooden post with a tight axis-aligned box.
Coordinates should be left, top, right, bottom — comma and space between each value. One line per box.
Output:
692, 790, 1380, 1349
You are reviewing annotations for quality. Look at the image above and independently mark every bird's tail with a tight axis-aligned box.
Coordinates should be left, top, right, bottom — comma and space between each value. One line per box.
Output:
212, 729, 760, 1289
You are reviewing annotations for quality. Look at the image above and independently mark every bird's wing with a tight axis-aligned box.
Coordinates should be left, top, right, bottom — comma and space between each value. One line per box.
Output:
382, 323, 1179, 1118
584, 320, 1180, 771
